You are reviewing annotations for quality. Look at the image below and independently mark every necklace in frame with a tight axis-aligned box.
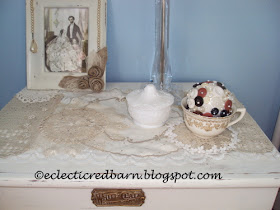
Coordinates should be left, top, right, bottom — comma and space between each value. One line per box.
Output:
30, 0, 38, 53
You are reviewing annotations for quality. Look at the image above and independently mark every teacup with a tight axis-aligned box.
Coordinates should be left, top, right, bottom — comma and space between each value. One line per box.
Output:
181, 97, 246, 138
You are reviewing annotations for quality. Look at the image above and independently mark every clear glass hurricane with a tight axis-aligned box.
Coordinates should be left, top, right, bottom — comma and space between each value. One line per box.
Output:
151, 0, 172, 91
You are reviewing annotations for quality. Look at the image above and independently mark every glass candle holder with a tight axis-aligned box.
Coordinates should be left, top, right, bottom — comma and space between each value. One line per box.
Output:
151, 0, 172, 91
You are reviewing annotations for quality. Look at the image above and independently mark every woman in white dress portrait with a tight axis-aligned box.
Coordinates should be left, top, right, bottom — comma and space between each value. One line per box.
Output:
46, 29, 86, 72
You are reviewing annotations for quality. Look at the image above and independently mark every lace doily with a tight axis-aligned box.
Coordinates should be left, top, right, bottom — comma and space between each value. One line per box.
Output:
0, 88, 279, 165
16, 88, 59, 103
171, 119, 240, 154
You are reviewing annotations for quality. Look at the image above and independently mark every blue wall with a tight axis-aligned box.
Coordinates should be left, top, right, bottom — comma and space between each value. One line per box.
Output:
0, 0, 26, 108
1, 0, 280, 139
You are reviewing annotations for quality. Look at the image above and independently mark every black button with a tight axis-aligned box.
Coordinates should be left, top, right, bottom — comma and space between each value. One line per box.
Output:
217, 82, 226, 90
220, 109, 229, 117
194, 96, 204, 107
211, 108, 219, 115
193, 82, 201, 88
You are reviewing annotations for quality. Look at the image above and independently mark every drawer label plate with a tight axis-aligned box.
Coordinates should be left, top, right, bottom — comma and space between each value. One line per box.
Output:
91, 189, 145, 207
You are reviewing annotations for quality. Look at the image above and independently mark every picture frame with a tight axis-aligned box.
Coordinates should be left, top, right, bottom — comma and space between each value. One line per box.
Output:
26, 0, 107, 89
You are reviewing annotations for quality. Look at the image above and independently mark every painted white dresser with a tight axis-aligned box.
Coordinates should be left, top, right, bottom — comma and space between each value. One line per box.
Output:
0, 83, 279, 210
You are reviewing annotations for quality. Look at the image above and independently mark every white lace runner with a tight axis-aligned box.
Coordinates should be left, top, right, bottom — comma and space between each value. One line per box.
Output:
0, 88, 279, 165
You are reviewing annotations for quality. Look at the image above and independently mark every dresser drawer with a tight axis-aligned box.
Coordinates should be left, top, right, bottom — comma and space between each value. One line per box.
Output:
0, 187, 278, 210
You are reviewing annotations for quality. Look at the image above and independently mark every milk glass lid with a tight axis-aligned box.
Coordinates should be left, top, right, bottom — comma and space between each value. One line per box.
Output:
126, 84, 174, 109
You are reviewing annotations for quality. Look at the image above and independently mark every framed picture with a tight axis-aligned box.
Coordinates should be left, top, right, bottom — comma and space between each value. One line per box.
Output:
26, 0, 107, 89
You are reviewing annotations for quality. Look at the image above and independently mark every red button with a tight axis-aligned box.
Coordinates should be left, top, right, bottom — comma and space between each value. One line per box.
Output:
198, 88, 207, 97
193, 111, 203, 116
203, 113, 213, 117
225, 100, 232, 110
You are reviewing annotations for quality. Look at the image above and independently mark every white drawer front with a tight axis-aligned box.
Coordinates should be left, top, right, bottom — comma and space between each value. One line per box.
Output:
0, 187, 278, 210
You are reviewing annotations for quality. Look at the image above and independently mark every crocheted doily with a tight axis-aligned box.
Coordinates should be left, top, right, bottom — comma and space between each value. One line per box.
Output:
16, 88, 59, 103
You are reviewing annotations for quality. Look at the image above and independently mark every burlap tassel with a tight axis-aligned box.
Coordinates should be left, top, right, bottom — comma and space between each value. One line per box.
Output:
89, 77, 104, 92
78, 76, 90, 89
86, 47, 108, 72
98, 47, 108, 71
88, 66, 104, 78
